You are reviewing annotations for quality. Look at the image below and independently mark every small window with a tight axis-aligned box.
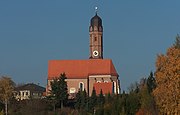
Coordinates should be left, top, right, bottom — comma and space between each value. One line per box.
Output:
94, 26, 98, 31
79, 82, 84, 91
70, 88, 76, 93
26, 92, 28, 96
94, 37, 97, 41
97, 81, 101, 83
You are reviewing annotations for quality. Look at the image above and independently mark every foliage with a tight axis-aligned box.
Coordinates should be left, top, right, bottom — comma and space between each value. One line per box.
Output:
173, 34, 180, 49
80, 89, 88, 110
0, 76, 15, 115
9, 99, 50, 115
74, 90, 81, 110
50, 73, 68, 109
75, 89, 88, 111
98, 89, 105, 106
126, 91, 140, 115
0, 102, 4, 112
0, 76, 15, 102
147, 72, 156, 93
88, 87, 97, 112
138, 83, 157, 115
153, 36, 180, 114
128, 82, 139, 93
0, 110, 4, 115
96, 89, 105, 115
8, 98, 75, 115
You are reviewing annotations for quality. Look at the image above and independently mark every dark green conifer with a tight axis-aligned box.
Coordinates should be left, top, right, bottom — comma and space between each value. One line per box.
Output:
50, 73, 68, 109
98, 89, 105, 106
147, 71, 156, 93
89, 87, 97, 112
174, 34, 180, 49
75, 90, 81, 110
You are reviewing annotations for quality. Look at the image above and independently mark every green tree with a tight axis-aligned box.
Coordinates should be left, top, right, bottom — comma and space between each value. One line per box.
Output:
98, 89, 105, 106
125, 92, 140, 115
128, 82, 139, 94
50, 73, 68, 109
126, 82, 141, 115
139, 84, 157, 115
0, 76, 15, 115
0, 101, 4, 112
75, 89, 88, 114
106, 92, 111, 104
89, 87, 97, 113
96, 89, 105, 115
75, 90, 81, 110
81, 89, 88, 110
174, 34, 180, 49
147, 71, 156, 93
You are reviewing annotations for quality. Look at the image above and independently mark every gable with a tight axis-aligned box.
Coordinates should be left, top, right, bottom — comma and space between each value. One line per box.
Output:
93, 82, 113, 94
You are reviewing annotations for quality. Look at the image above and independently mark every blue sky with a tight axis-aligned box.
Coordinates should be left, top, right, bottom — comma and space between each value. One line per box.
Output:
0, 1, 180, 91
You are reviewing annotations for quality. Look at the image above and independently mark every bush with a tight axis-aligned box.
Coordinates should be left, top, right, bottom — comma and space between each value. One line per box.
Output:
0, 110, 4, 115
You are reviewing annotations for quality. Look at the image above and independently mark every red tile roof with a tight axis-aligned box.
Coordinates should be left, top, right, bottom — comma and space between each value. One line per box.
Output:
48, 59, 118, 79
93, 82, 113, 94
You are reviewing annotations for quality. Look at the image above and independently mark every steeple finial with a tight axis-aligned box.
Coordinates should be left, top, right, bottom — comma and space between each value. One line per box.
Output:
95, 6, 98, 15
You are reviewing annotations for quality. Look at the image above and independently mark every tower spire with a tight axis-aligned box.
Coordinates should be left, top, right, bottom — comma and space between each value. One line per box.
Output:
89, 7, 103, 59
95, 6, 98, 15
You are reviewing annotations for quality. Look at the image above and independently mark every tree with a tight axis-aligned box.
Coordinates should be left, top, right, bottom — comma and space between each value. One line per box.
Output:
96, 89, 105, 114
128, 82, 139, 94
147, 72, 156, 93
139, 83, 157, 115
0, 101, 4, 112
75, 90, 81, 110
50, 73, 68, 109
98, 89, 105, 106
0, 76, 15, 115
88, 87, 97, 113
153, 36, 180, 114
81, 89, 88, 110
75, 89, 88, 113
174, 34, 180, 49
126, 92, 140, 115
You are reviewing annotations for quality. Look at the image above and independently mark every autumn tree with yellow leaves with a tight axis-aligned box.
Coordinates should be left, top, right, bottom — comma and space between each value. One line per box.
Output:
0, 76, 15, 115
153, 35, 180, 115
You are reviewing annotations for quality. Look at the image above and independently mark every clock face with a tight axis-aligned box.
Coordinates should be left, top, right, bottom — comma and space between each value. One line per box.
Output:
93, 50, 99, 56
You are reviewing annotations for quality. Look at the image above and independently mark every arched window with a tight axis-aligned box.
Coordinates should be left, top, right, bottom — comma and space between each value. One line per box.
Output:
90, 27, 93, 31
113, 81, 116, 94
99, 27, 102, 31
79, 82, 84, 91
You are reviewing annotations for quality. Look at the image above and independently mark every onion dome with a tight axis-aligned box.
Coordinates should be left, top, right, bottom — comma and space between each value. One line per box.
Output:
90, 13, 103, 32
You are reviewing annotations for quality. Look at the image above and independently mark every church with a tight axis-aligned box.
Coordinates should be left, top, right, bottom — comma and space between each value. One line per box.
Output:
46, 10, 120, 98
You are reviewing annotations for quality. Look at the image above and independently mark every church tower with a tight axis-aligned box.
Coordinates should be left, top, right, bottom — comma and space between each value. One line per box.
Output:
89, 10, 103, 59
